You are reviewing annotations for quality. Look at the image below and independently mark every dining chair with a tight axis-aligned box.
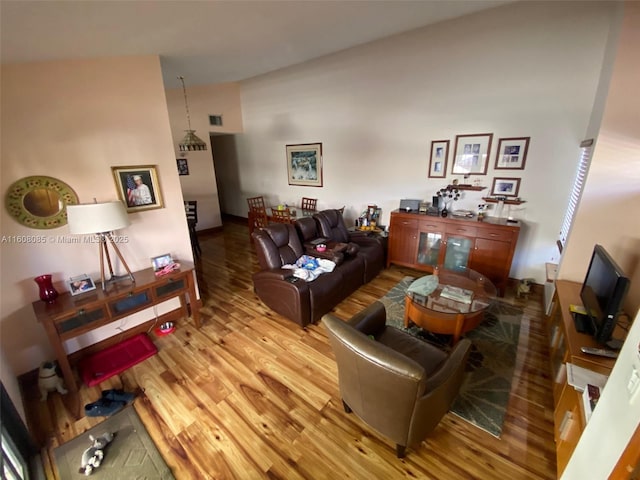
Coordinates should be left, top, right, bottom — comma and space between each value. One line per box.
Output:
271, 208, 292, 223
247, 196, 268, 238
184, 200, 201, 258
301, 197, 317, 211
247, 196, 266, 212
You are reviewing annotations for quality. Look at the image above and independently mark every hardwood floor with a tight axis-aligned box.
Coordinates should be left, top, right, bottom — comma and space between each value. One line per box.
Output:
24, 219, 557, 479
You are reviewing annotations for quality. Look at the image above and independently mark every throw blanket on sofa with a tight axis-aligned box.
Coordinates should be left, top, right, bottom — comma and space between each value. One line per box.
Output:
283, 255, 336, 281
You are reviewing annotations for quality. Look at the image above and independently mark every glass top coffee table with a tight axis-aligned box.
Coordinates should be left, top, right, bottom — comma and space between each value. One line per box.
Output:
404, 267, 497, 344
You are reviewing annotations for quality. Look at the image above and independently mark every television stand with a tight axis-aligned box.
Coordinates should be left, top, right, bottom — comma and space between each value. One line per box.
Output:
573, 312, 594, 335
547, 280, 619, 476
605, 337, 624, 351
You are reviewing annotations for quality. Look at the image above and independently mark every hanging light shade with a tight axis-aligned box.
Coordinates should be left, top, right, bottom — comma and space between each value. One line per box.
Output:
178, 76, 207, 152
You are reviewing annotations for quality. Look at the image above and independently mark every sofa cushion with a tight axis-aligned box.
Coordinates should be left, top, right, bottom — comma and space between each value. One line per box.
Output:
315, 209, 351, 243
253, 223, 304, 270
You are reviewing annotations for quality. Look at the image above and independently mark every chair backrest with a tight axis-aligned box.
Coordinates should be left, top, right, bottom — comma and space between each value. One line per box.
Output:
271, 208, 291, 223
295, 216, 321, 243
301, 197, 317, 211
252, 223, 304, 270
323, 307, 471, 453
315, 209, 350, 243
184, 200, 198, 224
247, 196, 266, 212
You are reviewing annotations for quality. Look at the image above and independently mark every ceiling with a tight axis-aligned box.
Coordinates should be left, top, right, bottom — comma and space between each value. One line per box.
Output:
1, 0, 511, 89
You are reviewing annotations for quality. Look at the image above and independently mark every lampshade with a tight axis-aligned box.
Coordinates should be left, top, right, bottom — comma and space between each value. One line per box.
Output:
177, 76, 207, 152
179, 130, 207, 151
67, 201, 130, 234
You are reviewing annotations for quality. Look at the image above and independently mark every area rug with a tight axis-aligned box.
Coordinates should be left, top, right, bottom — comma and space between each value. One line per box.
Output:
53, 406, 174, 479
378, 276, 522, 437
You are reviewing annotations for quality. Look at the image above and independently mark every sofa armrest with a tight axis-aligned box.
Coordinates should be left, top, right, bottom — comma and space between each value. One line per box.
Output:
348, 233, 382, 248
303, 243, 345, 265
252, 270, 312, 327
346, 301, 387, 335
253, 268, 296, 281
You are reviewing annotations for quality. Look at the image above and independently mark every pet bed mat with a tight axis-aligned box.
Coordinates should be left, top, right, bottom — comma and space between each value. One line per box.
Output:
79, 333, 158, 387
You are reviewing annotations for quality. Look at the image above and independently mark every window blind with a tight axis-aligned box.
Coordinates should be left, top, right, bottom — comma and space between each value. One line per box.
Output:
557, 139, 593, 253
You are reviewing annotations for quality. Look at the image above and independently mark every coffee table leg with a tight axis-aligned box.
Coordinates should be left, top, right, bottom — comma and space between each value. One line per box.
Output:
404, 296, 411, 328
453, 313, 465, 345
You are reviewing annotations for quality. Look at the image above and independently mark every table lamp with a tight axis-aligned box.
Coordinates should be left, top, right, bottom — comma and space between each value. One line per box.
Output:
66, 201, 135, 290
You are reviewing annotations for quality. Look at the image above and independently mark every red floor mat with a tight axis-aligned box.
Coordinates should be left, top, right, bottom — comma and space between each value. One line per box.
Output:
79, 333, 158, 387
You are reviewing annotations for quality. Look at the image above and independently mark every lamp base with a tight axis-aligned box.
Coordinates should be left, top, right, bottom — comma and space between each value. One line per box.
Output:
98, 233, 136, 291
101, 273, 135, 291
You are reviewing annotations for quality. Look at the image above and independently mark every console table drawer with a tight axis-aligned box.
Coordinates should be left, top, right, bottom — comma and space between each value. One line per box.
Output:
154, 275, 187, 299
55, 306, 107, 336
477, 228, 513, 242
108, 290, 152, 316
446, 224, 477, 237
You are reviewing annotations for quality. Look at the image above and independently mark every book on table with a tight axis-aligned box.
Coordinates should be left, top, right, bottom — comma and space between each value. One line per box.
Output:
440, 285, 473, 304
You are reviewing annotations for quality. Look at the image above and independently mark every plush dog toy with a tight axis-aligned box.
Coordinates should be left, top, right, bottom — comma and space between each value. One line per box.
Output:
517, 278, 534, 299
79, 432, 114, 476
38, 361, 68, 401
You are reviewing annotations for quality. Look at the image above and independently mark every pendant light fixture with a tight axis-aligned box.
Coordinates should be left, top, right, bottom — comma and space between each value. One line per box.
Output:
177, 76, 207, 152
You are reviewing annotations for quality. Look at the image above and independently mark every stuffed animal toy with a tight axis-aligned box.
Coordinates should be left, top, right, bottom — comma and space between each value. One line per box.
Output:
79, 432, 114, 476
38, 361, 68, 401
517, 278, 534, 299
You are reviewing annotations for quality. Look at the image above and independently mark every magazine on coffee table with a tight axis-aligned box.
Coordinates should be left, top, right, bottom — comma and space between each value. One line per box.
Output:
440, 285, 473, 304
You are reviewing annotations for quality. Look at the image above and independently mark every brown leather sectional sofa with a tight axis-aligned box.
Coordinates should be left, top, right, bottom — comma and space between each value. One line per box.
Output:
251, 209, 384, 327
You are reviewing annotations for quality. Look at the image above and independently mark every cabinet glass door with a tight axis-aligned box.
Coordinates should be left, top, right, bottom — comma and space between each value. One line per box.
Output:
443, 235, 472, 270
416, 232, 442, 266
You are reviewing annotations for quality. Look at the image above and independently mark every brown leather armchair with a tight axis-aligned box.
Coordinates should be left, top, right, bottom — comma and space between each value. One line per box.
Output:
322, 302, 471, 458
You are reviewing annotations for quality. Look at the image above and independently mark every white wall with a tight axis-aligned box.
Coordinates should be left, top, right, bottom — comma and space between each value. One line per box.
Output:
164, 82, 243, 230
227, 1, 616, 283
558, 0, 640, 320
0, 56, 194, 390
562, 2, 640, 477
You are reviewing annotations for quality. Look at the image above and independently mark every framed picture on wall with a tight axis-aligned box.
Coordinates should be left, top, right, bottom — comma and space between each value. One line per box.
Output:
112, 165, 164, 213
428, 140, 449, 178
177, 158, 189, 176
451, 133, 493, 175
491, 177, 521, 197
286, 143, 323, 187
494, 137, 530, 170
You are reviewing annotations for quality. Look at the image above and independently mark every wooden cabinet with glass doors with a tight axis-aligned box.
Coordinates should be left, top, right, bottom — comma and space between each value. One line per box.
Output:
387, 210, 520, 296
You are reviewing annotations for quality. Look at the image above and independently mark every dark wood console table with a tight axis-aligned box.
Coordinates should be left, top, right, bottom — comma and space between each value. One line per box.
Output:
32, 263, 200, 417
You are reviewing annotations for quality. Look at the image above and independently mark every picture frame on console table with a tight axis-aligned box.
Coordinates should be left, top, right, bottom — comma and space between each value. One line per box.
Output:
428, 140, 449, 178
67, 274, 97, 296
112, 165, 164, 213
286, 143, 323, 187
452, 133, 493, 175
494, 137, 530, 170
491, 177, 521, 197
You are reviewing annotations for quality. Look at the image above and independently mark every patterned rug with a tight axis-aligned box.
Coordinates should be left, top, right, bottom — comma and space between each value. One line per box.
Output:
378, 276, 522, 437
53, 406, 174, 479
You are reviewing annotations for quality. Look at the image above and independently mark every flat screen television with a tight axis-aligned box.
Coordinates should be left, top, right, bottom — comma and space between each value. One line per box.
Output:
578, 244, 630, 348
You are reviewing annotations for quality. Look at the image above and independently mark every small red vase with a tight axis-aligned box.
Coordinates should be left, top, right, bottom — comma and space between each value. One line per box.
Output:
34, 274, 59, 303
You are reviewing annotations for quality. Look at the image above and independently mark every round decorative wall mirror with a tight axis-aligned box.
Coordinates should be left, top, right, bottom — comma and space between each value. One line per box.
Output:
5, 176, 79, 229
